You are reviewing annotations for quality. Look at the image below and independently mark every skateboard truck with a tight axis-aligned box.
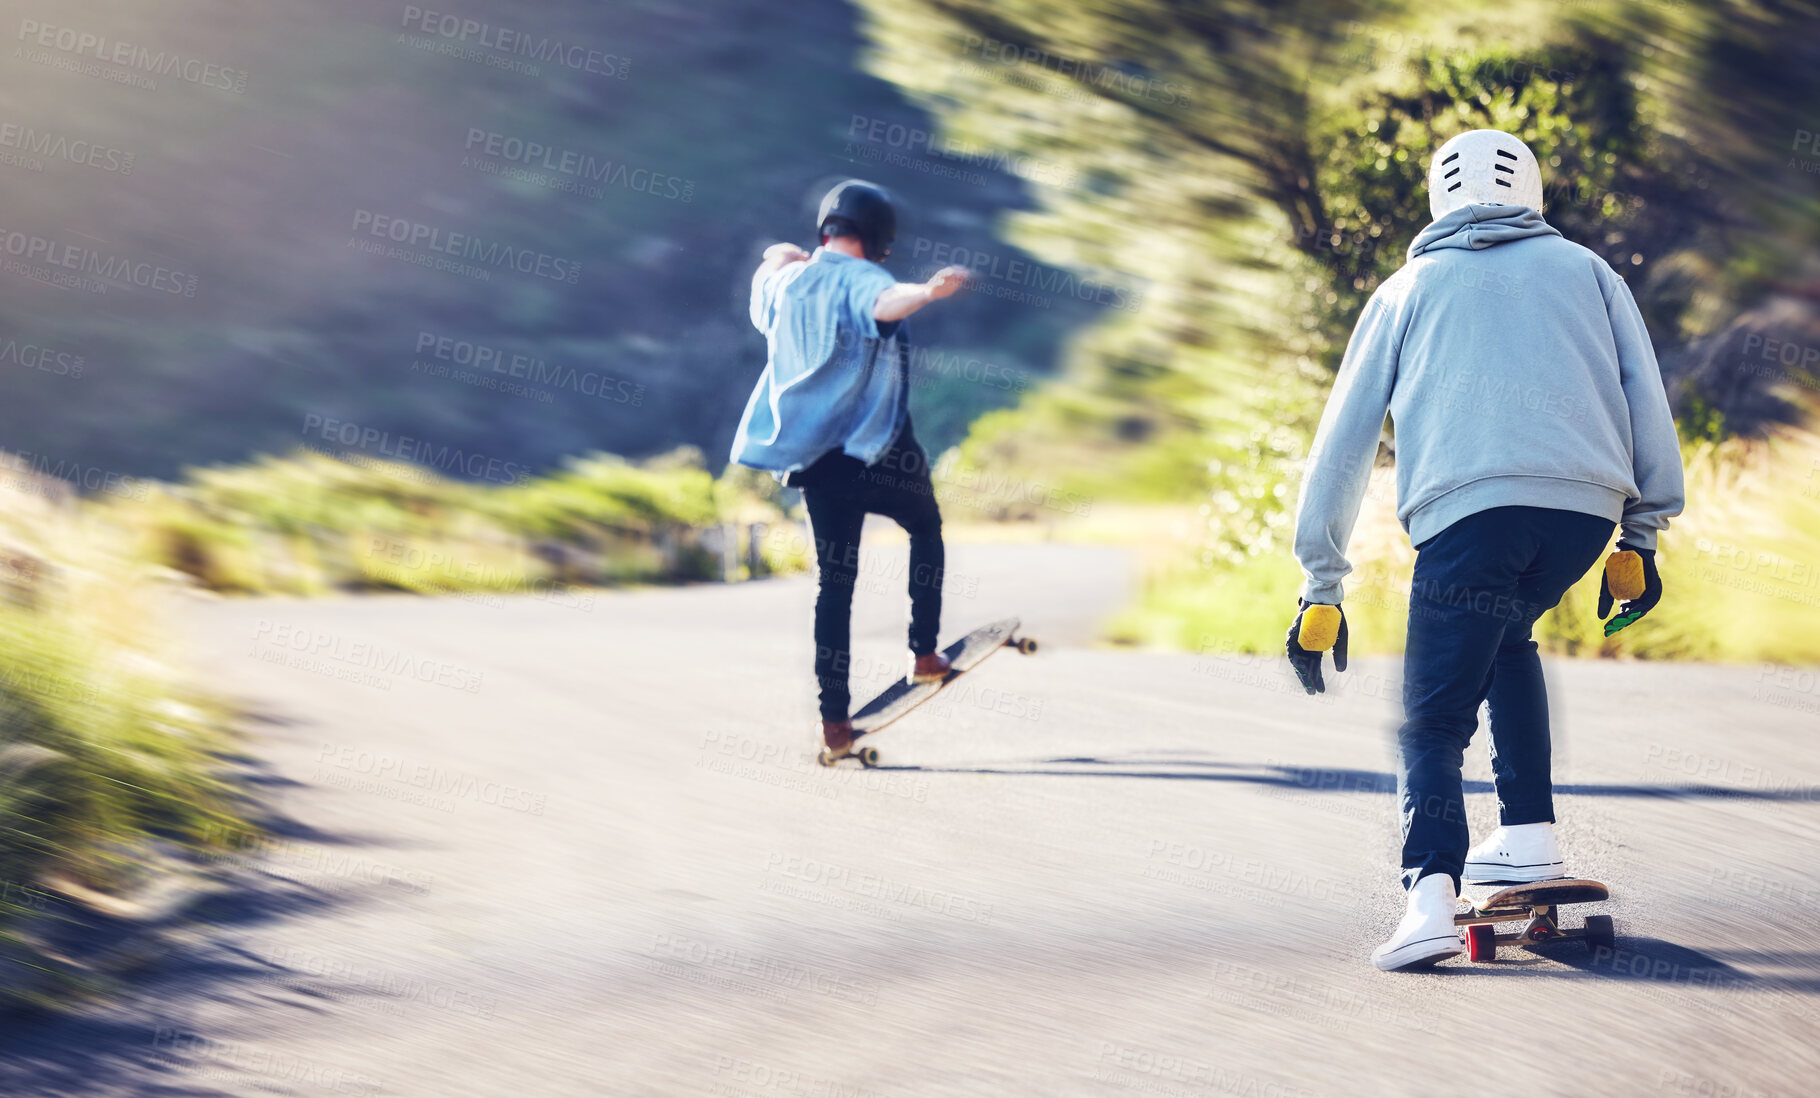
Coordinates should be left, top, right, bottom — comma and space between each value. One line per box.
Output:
1454, 879, 1615, 962
817, 743, 881, 768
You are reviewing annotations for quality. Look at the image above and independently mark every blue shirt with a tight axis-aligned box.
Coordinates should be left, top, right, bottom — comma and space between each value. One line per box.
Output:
730, 248, 907, 473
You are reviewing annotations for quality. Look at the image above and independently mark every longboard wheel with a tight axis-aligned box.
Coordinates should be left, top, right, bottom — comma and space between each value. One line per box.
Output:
1015, 637, 1038, 655
857, 746, 879, 767
817, 748, 837, 767
1583, 914, 1615, 953
1466, 923, 1496, 962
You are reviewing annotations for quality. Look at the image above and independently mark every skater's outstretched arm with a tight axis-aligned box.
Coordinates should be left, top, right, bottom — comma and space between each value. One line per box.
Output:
873, 265, 970, 322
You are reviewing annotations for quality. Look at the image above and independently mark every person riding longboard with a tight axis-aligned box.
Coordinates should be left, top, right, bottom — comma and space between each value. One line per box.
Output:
1286, 130, 1686, 970
731, 180, 971, 761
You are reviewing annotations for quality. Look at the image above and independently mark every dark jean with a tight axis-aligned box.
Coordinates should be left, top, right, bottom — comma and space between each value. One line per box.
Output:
796, 421, 943, 721
1398, 505, 1614, 891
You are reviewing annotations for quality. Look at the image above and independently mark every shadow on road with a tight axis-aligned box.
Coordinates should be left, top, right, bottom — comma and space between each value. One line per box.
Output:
0, 758, 406, 1097
880, 758, 1820, 802
0, 871, 357, 1097
1445, 936, 1820, 997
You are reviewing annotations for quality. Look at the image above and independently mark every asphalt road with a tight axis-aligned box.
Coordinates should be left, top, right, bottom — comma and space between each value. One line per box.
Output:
2, 536, 1817, 1097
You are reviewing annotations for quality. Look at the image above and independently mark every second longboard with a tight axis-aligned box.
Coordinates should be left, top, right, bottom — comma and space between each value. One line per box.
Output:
818, 617, 1036, 767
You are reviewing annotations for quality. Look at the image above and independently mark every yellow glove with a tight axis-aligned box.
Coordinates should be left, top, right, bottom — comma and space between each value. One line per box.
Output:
1286, 601, 1348, 694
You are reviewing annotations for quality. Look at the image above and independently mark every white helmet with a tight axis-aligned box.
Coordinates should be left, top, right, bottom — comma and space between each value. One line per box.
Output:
1427, 129, 1544, 219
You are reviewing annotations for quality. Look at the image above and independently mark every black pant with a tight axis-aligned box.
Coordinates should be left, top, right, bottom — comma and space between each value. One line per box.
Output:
795, 422, 944, 721
1398, 505, 1614, 890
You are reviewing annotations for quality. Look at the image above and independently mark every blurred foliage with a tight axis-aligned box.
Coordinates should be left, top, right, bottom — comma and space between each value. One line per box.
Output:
100, 447, 801, 596
1109, 423, 1820, 664
0, 470, 243, 999
854, 0, 1820, 654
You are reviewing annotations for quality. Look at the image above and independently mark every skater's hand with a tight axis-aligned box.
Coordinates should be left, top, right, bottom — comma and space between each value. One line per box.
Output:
1286, 600, 1348, 694
1598, 543, 1661, 636
923, 265, 970, 300
764, 243, 811, 265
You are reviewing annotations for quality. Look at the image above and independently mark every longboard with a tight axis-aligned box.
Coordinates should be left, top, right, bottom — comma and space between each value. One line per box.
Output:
818, 617, 1036, 767
1454, 878, 1614, 961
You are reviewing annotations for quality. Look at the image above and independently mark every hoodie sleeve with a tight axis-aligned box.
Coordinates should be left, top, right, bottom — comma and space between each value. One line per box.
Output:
1293, 296, 1401, 604
1604, 274, 1686, 550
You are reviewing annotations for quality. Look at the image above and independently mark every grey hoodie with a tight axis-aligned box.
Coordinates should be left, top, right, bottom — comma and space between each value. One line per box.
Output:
1293, 203, 1686, 604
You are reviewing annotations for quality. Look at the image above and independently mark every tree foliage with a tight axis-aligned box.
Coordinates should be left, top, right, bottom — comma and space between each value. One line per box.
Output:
852, 0, 1820, 528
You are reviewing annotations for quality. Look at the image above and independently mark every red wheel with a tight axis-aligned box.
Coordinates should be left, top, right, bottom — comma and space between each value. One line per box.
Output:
1466, 924, 1496, 962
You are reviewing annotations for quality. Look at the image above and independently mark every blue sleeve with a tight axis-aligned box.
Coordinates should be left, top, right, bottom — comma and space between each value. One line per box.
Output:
750, 265, 788, 332
844, 263, 898, 340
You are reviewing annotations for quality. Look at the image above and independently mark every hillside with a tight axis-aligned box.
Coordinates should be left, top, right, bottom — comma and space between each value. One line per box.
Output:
0, 0, 1091, 479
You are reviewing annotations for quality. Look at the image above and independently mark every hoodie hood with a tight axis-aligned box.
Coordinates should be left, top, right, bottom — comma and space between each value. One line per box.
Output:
1408, 203, 1559, 259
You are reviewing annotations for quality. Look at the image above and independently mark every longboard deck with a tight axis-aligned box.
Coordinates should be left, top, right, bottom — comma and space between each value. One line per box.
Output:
851, 617, 1022, 740
1461, 878, 1610, 915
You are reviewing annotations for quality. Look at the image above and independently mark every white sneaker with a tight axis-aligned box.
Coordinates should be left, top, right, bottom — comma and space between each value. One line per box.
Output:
1370, 873, 1462, 971
1464, 823, 1566, 884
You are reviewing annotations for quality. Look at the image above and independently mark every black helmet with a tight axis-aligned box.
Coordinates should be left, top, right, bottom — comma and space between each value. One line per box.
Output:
817, 179, 896, 260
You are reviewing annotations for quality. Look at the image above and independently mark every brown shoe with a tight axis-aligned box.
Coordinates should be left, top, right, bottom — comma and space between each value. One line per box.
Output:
820, 719, 854, 755
910, 651, 952, 684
